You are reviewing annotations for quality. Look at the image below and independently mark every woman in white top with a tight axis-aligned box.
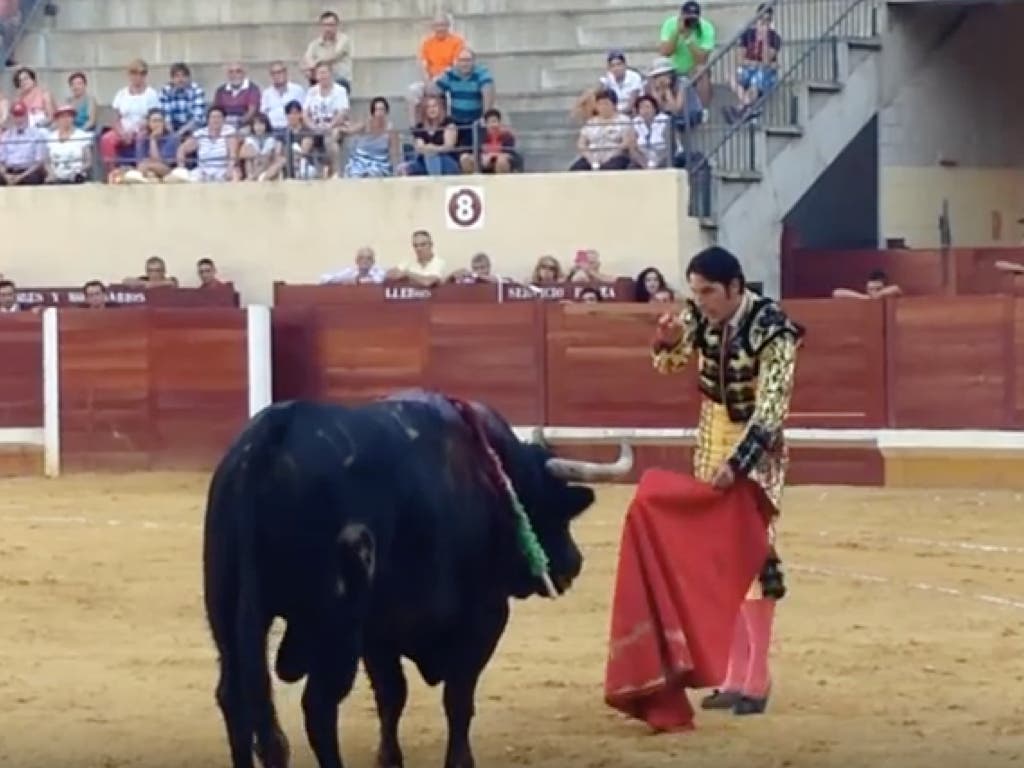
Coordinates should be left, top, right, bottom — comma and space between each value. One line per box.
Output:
173, 106, 240, 182
45, 104, 93, 183
569, 88, 635, 171
240, 112, 285, 181
303, 61, 350, 175
630, 95, 672, 169
98, 58, 160, 174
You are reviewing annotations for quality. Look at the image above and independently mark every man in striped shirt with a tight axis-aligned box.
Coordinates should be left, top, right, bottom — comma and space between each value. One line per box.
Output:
435, 48, 495, 171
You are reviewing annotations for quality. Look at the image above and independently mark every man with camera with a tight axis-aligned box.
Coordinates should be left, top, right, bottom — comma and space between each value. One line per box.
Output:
659, 1, 716, 107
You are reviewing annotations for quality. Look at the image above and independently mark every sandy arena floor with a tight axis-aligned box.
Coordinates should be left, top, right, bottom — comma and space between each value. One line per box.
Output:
0, 474, 1022, 768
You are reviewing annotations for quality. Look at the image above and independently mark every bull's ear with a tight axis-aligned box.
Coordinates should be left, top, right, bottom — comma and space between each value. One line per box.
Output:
564, 485, 595, 519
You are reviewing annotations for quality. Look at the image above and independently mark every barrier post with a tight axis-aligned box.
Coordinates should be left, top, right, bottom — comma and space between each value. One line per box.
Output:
42, 307, 60, 477
246, 305, 273, 417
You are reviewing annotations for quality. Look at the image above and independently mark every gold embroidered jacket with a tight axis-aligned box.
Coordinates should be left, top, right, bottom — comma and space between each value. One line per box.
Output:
651, 291, 804, 510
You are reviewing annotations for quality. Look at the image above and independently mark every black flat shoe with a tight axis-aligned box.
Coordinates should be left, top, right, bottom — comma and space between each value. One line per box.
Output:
700, 689, 741, 710
732, 692, 770, 715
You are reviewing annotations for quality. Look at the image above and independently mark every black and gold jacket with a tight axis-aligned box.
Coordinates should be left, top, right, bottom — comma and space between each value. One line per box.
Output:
652, 291, 805, 478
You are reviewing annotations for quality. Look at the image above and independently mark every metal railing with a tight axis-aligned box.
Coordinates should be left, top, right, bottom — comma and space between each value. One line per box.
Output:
1, 0, 47, 69
688, 0, 879, 216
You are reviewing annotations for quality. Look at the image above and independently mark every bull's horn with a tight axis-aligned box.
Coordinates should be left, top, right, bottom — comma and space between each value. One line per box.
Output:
545, 442, 634, 482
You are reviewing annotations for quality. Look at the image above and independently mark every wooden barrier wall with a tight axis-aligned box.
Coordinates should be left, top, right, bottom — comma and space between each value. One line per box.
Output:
783, 247, 1024, 298
1, 289, 1023, 481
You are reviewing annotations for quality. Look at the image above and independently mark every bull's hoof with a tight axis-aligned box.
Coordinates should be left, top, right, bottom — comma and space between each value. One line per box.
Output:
255, 734, 290, 768
375, 747, 403, 768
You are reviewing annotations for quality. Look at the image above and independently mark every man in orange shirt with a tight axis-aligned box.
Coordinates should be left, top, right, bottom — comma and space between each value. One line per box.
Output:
407, 14, 465, 123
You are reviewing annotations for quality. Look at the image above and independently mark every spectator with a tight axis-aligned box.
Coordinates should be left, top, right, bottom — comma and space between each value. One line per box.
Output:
319, 247, 387, 285
0, 102, 46, 185
832, 270, 903, 299
450, 252, 497, 283
600, 50, 644, 115
569, 89, 634, 171
652, 288, 676, 303
99, 59, 160, 174
635, 267, 670, 301
45, 104, 92, 183
11, 66, 53, 127
301, 10, 352, 92
0, 279, 21, 311
530, 256, 564, 286
436, 48, 495, 165
160, 62, 206, 137
213, 63, 261, 132
172, 106, 239, 182
66, 72, 97, 132
125, 108, 180, 183
645, 56, 703, 131
197, 258, 223, 287
568, 249, 615, 283
240, 112, 285, 181
283, 100, 323, 180
726, 3, 781, 124
465, 108, 520, 174
123, 256, 179, 288
629, 95, 672, 169
387, 230, 446, 287
82, 280, 108, 309
341, 96, 400, 179
261, 62, 306, 135
399, 94, 459, 176
303, 61, 350, 176
408, 12, 465, 124
659, 1, 715, 108
578, 287, 603, 303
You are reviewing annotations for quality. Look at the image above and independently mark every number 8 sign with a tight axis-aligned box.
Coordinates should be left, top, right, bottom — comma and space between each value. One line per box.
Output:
444, 186, 485, 230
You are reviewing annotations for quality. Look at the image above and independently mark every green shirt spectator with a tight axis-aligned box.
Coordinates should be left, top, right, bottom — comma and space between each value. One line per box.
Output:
660, 1, 716, 76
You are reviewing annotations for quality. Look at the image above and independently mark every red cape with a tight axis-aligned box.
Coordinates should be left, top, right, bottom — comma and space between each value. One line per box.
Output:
603, 469, 771, 731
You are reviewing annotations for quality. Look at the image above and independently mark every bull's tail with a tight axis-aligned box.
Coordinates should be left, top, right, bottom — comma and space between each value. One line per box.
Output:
204, 404, 293, 768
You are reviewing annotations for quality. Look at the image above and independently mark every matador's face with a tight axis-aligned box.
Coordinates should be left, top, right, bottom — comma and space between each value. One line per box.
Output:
688, 273, 742, 325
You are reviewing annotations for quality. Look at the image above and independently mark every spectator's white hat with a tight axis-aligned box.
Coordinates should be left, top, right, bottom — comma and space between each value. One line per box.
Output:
647, 56, 677, 77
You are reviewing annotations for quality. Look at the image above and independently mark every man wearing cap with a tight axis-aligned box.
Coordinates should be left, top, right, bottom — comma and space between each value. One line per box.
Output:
0, 101, 47, 185
660, 1, 716, 106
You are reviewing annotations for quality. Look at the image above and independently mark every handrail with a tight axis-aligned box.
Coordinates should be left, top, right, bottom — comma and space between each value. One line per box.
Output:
1, 0, 48, 72
691, 0, 877, 175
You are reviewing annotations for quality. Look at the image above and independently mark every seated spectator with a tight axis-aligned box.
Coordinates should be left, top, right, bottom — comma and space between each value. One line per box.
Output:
82, 280, 108, 309
160, 62, 207, 138
261, 62, 306, 135
283, 100, 324, 180
45, 104, 92, 183
399, 94, 459, 176
301, 11, 352, 92
197, 258, 223, 287
213, 63, 261, 132
319, 247, 387, 284
567, 249, 616, 283
435, 48, 495, 168
569, 89, 634, 171
0, 102, 47, 185
726, 3, 781, 124
12, 66, 53, 128
66, 72, 97, 132
240, 112, 285, 181
449, 252, 497, 283
530, 255, 564, 286
652, 287, 675, 303
578, 287, 603, 303
172, 106, 239, 182
408, 12, 464, 125
123, 256, 179, 288
0, 279, 20, 312
123, 108, 180, 183
659, 1, 715, 109
342, 96, 400, 178
599, 50, 644, 115
387, 230, 446, 287
645, 56, 703, 131
630, 95, 672, 169
304, 61, 350, 177
832, 269, 902, 299
464, 108, 520, 174
99, 59, 160, 174
635, 266, 671, 301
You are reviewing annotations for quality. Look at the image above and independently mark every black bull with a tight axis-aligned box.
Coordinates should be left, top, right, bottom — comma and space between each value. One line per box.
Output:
202, 392, 633, 768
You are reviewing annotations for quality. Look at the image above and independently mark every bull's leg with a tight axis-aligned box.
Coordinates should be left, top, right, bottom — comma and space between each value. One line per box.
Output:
301, 647, 360, 768
441, 603, 510, 768
215, 653, 257, 768
364, 650, 408, 768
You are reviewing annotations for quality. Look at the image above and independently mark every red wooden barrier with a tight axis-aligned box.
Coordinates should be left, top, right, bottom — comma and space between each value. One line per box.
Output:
16, 284, 240, 308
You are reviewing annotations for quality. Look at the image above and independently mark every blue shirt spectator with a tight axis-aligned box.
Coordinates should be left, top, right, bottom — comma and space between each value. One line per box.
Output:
159, 62, 207, 136
435, 49, 495, 128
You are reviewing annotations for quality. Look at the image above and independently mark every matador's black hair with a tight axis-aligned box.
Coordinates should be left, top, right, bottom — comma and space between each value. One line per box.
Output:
685, 246, 746, 291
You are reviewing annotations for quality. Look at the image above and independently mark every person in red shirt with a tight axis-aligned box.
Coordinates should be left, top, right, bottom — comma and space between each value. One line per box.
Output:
464, 108, 520, 174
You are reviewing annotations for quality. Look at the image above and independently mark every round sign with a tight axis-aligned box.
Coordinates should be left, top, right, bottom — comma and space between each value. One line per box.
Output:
445, 187, 484, 230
